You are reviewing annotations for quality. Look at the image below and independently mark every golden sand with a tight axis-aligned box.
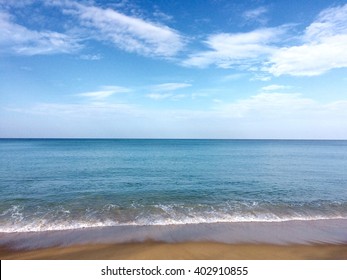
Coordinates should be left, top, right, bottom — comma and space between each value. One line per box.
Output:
1, 242, 347, 260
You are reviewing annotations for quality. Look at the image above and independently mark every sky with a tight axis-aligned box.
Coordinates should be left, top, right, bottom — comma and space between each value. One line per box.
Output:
1, 0, 347, 139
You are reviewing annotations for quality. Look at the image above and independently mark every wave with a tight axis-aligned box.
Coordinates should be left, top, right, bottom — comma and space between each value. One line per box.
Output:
1, 201, 347, 233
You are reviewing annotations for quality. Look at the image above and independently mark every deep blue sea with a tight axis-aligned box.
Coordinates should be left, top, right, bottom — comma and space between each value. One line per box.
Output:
1, 139, 347, 234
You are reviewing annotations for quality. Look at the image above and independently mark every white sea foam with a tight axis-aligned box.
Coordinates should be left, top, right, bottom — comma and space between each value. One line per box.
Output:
1, 214, 346, 233
1, 201, 347, 233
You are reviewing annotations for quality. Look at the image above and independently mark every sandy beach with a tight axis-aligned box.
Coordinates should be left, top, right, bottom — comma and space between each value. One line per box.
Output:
1, 219, 347, 260
1, 242, 347, 260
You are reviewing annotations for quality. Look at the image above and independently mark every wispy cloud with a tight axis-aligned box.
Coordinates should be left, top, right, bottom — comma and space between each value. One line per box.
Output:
146, 93, 186, 100
146, 83, 191, 100
0, 11, 81, 55
146, 93, 173, 100
183, 27, 286, 68
221, 73, 247, 81
250, 74, 272, 81
266, 4, 347, 76
261, 84, 289, 91
1, 0, 185, 58
63, 1, 185, 57
184, 3, 347, 77
243, 7, 268, 25
79, 54, 102, 60
2, 0, 347, 79
77, 86, 131, 100
153, 6, 173, 22
150, 83, 192, 92
0, 0, 34, 8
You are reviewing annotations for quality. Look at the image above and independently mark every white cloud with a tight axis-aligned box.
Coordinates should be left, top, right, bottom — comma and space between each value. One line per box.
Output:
261, 84, 288, 91
77, 86, 130, 100
183, 27, 285, 68
250, 74, 272, 81
183, 4, 347, 77
221, 73, 247, 81
267, 36, 347, 76
79, 54, 102, 60
146, 83, 191, 100
67, 2, 185, 57
1, 1, 184, 58
153, 8, 173, 22
243, 7, 268, 25
0, 0, 34, 8
146, 93, 174, 100
267, 4, 347, 76
0, 11, 81, 55
304, 4, 347, 42
146, 93, 186, 100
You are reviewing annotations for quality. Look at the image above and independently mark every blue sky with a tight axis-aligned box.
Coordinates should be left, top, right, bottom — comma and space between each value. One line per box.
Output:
1, 0, 347, 139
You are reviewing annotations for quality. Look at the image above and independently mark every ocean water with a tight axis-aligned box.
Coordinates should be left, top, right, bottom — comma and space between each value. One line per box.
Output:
1, 139, 347, 245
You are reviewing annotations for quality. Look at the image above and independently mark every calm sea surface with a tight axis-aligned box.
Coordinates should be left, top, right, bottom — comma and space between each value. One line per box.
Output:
1, 139, 347, 233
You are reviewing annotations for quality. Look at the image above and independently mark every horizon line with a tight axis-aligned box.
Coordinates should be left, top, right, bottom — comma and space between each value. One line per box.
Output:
0, 137, 346, 141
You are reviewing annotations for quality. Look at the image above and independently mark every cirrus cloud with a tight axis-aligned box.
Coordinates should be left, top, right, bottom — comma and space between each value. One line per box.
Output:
77, 86, 131, 100
1, 0, 185, 58
261, 84, 289, 91
0, 11, 81, 55
242, 6, 268, 25
146, 83, 191, 100
150, 83, 192, 92
66, 1, 185, 58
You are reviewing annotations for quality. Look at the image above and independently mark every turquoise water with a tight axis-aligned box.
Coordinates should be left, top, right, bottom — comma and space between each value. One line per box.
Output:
1, 139, 347, 233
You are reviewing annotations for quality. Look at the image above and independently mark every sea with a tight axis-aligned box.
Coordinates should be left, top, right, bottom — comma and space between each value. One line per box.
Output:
1, 139, 347, 248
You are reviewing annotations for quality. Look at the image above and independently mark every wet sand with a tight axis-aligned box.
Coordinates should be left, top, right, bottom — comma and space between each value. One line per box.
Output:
1, 242, 347, 260
2, 220, 347, 260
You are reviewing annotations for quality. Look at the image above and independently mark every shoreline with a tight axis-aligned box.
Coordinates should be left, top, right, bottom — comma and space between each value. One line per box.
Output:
2, 219, 347, 259
2, 219, 347, 250
2, 241, 347, 260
